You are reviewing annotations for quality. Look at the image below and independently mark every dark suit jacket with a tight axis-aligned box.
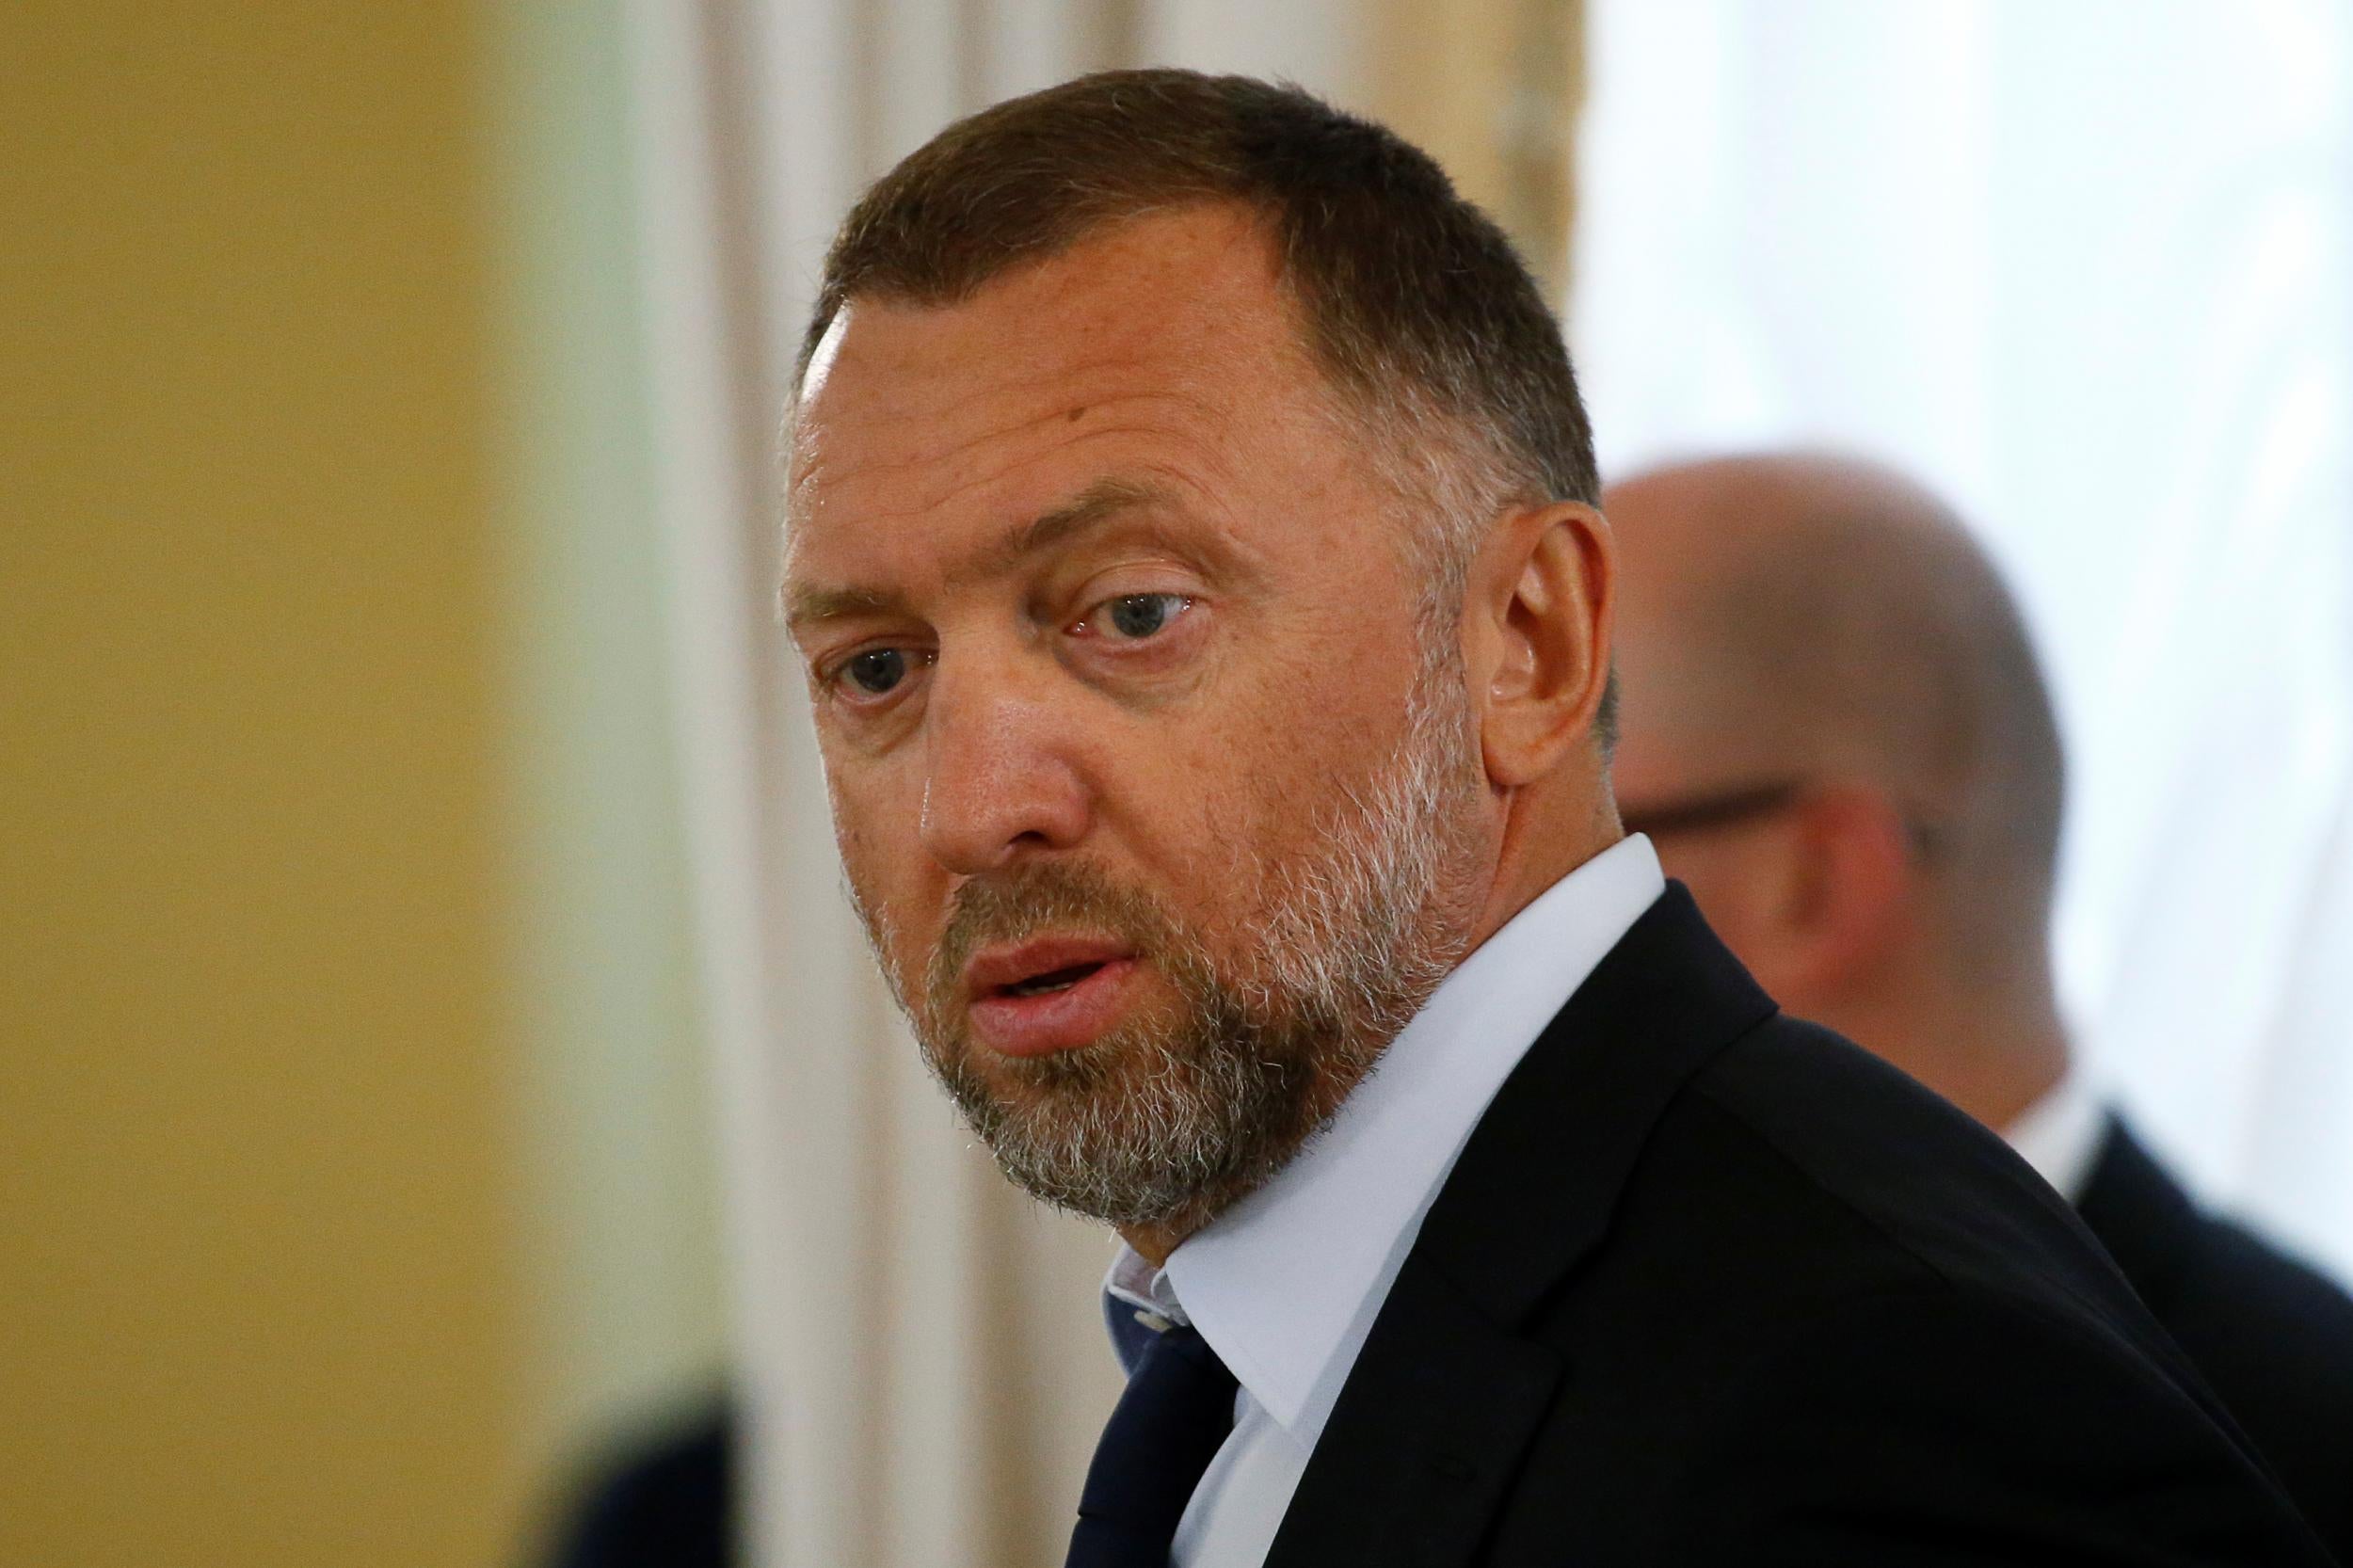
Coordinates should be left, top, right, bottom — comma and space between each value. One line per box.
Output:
1261, 887, 2333, 1566
544, 1403, 734, 1568
2079, 1119, 2353, 1563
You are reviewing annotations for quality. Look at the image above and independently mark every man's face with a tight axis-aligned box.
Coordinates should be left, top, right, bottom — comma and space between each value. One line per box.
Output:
785, 206, 1494, 1232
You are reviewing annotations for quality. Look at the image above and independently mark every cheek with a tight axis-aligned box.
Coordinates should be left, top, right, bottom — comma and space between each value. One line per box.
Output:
832, 815, 884, 907
1088, 702, 1297, 941
827, 762, 935, 936
1178, 659, 1417, 874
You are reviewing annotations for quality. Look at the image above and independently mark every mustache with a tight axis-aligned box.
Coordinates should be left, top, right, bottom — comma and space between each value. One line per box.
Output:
924, 861, 1186, 1016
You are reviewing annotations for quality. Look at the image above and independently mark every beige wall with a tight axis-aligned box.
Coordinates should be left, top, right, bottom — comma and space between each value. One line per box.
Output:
1369, 0, 1584, 297
1, 6, 536, 1564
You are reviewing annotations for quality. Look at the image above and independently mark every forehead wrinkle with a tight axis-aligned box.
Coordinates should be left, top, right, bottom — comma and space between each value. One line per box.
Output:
808, 383, 1226, 519
788, 390, 1243, 614
784, 467, 1246, 639
785, 422, 1173, 611
972, 476, 1170, 571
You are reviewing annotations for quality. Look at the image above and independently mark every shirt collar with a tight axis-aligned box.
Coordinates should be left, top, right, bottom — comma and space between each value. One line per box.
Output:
1102, 836, 1666, 1443
2002, 1059, 2108, 1203
1102, 1247, 1185, 1373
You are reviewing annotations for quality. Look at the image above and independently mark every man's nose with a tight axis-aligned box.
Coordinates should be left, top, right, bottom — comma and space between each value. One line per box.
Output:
918, 656, 1093, 875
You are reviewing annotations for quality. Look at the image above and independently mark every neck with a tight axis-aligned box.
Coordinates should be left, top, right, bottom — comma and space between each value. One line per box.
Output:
1120, 1224, 1179, 1270
1833, 958, 2072, 1132
1470, 774, 1625, 952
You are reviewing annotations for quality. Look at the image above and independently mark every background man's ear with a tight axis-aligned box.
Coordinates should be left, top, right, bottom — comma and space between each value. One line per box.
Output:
1778, 784, 1916, 998
1475, 502, 1615, 789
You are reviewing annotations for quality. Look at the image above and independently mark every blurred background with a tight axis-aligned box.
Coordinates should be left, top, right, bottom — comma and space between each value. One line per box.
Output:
5, 3, 2347, 1565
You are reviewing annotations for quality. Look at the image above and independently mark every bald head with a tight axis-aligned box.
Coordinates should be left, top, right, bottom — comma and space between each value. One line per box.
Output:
1608, 452, 2064, 976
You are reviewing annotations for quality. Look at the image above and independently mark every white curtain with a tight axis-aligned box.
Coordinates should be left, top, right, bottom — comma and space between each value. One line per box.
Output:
622, 4, 1377, 1563
1572, 0, 2353, 1279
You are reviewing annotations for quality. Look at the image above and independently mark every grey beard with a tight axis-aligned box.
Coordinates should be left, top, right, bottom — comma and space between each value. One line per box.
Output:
853, 664, 1484, 1232
928, 952, 1328, 1231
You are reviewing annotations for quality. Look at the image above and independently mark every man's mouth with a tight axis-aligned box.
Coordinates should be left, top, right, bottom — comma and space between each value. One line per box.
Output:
998, 961, 1109, 998
962, 937, 1142, 1057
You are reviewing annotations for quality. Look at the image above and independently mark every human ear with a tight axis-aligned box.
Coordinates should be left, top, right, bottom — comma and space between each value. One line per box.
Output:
1468, 501, 1615, 789
1778, 785, 1915, 994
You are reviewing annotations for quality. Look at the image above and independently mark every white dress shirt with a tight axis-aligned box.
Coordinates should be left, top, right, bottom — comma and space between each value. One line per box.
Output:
1100, 835, 1667, 1567
2002, 1059, 2109, 1204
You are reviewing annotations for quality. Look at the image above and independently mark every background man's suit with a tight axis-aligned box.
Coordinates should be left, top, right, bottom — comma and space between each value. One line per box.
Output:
546, 1405, 733, 1568
552, 888, 2346, 1564
2080, 1120, 2353, 1558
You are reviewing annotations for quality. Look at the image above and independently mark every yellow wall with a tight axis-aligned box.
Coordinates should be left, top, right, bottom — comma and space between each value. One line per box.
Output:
1, 6, 534, 1564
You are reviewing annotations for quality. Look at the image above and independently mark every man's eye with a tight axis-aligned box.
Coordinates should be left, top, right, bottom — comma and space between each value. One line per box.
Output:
841, 648, 909, 696
1098, 592, 1192, 641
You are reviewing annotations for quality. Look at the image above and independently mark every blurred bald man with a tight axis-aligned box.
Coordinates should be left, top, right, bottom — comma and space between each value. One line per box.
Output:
1608, 451, 2353, 1560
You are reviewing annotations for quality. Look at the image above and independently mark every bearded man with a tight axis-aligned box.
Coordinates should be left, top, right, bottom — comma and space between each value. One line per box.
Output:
780, 70, 2332, 1568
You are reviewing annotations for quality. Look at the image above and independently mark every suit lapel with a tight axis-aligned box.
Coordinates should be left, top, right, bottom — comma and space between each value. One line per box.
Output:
1264, 886, 1777, 1568
1259, 1259, 1561, 1568
2075, 1116, 2201, 1319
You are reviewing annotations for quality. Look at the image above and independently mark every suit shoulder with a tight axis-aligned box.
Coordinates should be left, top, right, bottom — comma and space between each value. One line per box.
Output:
1581, 1012, 2244, 1421
1663, 1016, 2117, 1306
1685, 1010, 2019, 1182
1658, 1284, 2333, 1565
2077, 1126, 2353, 1465
2182, 1208, 2353, 1366
1552, 1016, 2162, 1378
2151, 1207, 2353, 1552
2086, 1124, 2353, 1358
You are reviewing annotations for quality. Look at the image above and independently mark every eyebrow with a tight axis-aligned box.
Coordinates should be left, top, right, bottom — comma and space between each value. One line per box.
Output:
782, 477, 1175, 633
